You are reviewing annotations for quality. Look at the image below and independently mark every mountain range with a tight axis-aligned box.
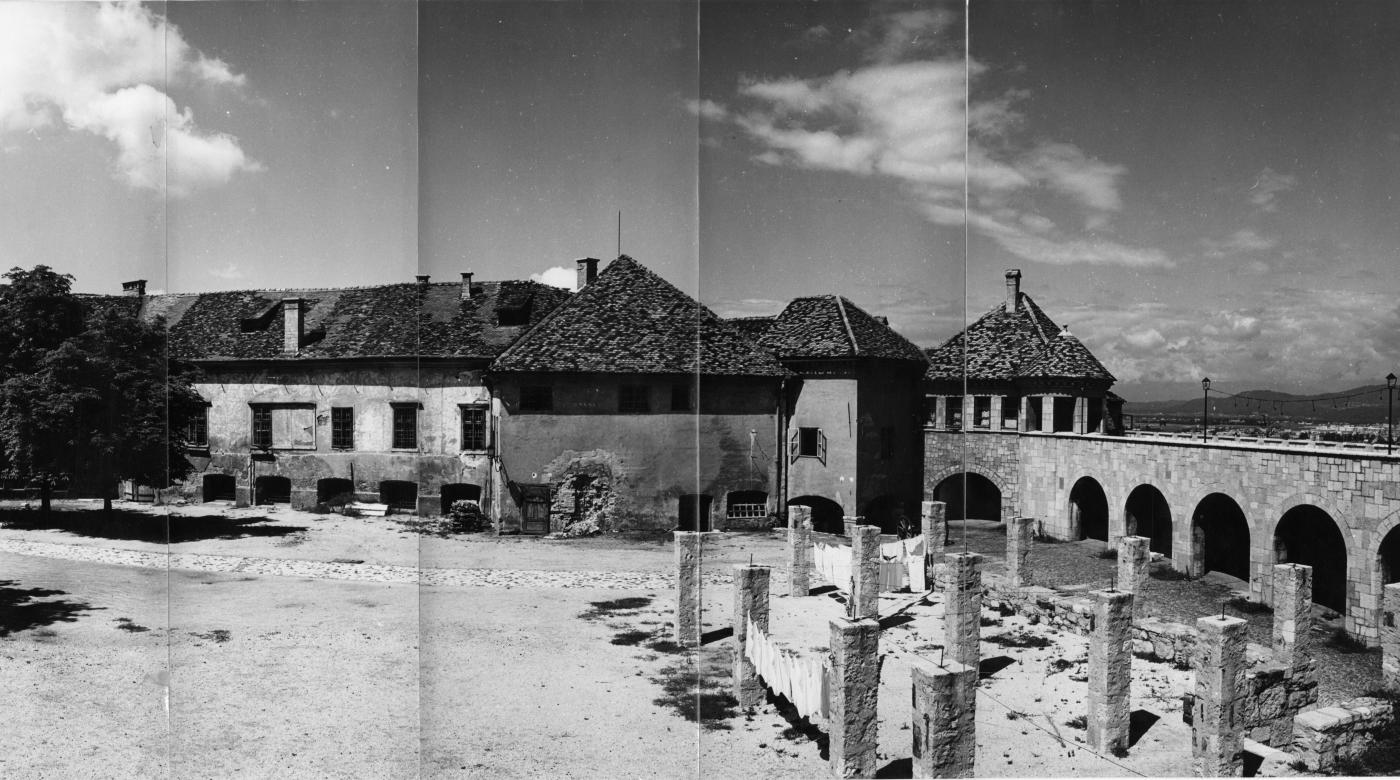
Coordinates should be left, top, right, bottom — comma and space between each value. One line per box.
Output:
1124, 384, 1398, 425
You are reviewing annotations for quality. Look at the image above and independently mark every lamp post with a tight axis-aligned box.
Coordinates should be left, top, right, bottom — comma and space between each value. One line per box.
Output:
1388, 373, 1397, 455
1201, 377, 1211, 442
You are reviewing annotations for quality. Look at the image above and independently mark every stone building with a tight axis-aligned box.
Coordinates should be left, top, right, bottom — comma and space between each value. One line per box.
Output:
730, 295, 928, 534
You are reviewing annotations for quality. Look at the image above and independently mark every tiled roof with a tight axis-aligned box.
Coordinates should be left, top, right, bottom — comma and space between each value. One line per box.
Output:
728, 316, 776, 342
925, 293, 1113, 382
128, 280, 567, 361
491, 256, 788, 377
755, 296, 927, 363
1020, 329, 1115, 381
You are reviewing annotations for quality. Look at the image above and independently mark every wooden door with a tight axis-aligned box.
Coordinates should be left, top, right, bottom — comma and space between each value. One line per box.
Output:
521, 484, 551, 535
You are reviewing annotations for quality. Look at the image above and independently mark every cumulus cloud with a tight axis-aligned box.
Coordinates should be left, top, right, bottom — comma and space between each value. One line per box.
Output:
701, 7, 1170, 269
530, 266, 576, 291
1202, 228, 1277, 259
0, 1, 259, 196
1248, 167, 1297, 212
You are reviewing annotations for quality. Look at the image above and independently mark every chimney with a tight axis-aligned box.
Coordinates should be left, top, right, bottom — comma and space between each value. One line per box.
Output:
282, 298, 303, 354
1004, 268, 1022, 314
122, 279, 147, 297
415, 274, 431, 286
576, 257, 600, 291
460, 272, 475, 300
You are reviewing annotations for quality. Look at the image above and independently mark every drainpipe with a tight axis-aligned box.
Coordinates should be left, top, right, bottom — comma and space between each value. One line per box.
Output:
777, 376, 788, 523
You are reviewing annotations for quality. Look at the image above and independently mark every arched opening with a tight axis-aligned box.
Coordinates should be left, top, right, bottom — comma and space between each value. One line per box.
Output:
678, 494, 712, 531
1068, 477, 1109, 541
1275, 505, 1348, 613
1191, 493, 1250, 581
1125, 484, 1173, 558
254, 475, 291, 505
932, 473, 1001, 522
379, 480, 419, 513
1380, 526, 1400, 589
861, 495, 907, 535
317, 478, 355, 505
441, 483, 482, 514
788, 495, 844, 535
202, 474, 236, 503
725, 490, 768, 522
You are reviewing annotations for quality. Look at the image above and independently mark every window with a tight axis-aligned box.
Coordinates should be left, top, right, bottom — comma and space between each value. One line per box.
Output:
619, 385, 649, 413
878, 426, 894, 460
331, 407, 354, 450
186, 405, 209, 448
727, 490, 768, 520
1001, 396, 1020, 430
252, 406, 272, 449
973, 396, 991, 429
790, 426, 827, 464
944, 396, 963, 429
460, 405, 488, 450
520, 385, 552, 412
670, 382, 693, 412
392, 404, 418, 449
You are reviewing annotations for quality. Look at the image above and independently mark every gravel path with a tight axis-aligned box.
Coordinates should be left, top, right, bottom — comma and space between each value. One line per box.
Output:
0, 537, 769, 590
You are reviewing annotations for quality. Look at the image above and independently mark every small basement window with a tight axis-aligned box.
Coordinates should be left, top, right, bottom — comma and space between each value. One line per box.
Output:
727, 490, 768, 520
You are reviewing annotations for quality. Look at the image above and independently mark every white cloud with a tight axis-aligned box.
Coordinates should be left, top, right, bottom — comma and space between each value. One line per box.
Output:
1248, 168, 1297, 212
530, 266, 576, 291
1202, 228, 1277, 259
0, 1, 259, 196
209, 262, 243, 280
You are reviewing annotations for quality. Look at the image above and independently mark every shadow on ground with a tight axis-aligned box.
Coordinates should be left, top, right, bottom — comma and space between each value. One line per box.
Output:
0, 508, 305, 544
0, 580, 100, 637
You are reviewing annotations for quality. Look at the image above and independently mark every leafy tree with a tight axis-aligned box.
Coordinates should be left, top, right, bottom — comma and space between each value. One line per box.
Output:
0, 267, 203, 515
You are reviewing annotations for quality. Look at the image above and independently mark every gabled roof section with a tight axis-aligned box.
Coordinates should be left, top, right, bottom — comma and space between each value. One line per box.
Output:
133, 280, 567, 361
756, 295, 927, 363
491, 256, 787, 376
1019, 328, 1115, 381
727, 316, 776, 343
925, 292, 1099, 382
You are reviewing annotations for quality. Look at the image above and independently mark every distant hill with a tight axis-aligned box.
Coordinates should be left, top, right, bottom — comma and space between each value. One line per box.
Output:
1124, 384, 1395, 424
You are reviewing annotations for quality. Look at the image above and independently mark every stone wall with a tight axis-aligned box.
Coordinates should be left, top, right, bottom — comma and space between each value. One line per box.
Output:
1291, 696, 1396, 772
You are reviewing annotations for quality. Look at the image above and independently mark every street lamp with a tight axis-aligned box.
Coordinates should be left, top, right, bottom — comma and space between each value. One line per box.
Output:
1388, 373, 1397, 455
1202, 377, 1211, 442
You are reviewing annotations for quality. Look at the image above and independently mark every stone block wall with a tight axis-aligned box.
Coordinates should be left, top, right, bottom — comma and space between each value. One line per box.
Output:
1291, 696, 1396, 772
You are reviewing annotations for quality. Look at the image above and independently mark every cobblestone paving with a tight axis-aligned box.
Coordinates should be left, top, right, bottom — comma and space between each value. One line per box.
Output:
0, 537, 767, 590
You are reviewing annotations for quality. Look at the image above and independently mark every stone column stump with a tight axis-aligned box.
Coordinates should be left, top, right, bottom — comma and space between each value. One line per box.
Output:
1087, 589, 1134, 754
829, 617, 880, 778
1192, 615, 1248, 777
1007, 516, 1035, 587
788, 506, 813, 597
674, 531, 710, 647
910, 657, 977, 778
1117, 535, 1151, 598
731, 564, 771, 708
941, 553, 983, 670
850, 525, 881, 620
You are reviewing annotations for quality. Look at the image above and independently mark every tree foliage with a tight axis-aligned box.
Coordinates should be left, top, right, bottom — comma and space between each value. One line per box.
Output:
0, 266, 203, 507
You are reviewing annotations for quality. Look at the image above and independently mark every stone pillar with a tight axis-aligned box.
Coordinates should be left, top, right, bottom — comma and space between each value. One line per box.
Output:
829, 617, 880, 778
731, 564, 771, 708
1041, 395, 1055, 432
1118, 535, 1151, 597
934, 396, 946, 429
1006, 516, 1034, 587
788, 506, 813, 597
1271, 563, 1312, 673
674, 531, 706, 647
1087, 589, 1134, 755
850, 525, 881, 620
923, 501, 948, 557
1383, 583, 1400, 692
941, 553, 983, 670
910, 657, 977, 778
843, 515, 859, 537
1192, 615, 1248, 777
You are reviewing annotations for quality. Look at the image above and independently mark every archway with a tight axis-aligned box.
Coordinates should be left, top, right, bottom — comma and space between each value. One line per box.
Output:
725, 490, 769, 523
1191, 493, 1250, 581
317, 477, 354, 504
788, 495, 844, 535
202, 474, 236, 503
1380, 525, 1400, 589
932, 473, 1001, 522
254, 475, 291, 505
861, 495, 906, 535
379, 480, 419, 513
1275, 505, 1348, 613
1125, 484, 1172, 557
1068, 477, 1109, 541
441, 483, 482, 515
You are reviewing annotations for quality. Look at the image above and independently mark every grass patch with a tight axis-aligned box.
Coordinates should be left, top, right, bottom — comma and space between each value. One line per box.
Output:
610, 630, 654, 646
1225, 596, 1272, 614
1045, 658, 1074, 675
1032, 533, 1064, 544
189, 629, 231, 644
580, 596, 653, 621
650, 662, 738, 730
1328, 628, 1373, 654
986, 631, 1052, 649
114, 617, 149, 633
1064, 715, 1087, 730
1094, 547, 1118, 560
1150, 566, 1193, 581
646, 639, 685, 654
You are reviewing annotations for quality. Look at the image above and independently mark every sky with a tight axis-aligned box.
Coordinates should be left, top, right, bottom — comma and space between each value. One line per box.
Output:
2, 1, 1399, 401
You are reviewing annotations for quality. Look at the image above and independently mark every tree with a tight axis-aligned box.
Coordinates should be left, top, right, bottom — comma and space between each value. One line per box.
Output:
0, 267, 204, 515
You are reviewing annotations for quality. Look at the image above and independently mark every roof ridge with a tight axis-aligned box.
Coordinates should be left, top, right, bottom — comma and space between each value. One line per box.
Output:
834, 296, 859, 355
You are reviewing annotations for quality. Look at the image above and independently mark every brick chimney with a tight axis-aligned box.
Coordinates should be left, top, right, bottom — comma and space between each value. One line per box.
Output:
460, 272, 475, 300
1005, 269, 1022, 314
122, 279, 147, 297
282, 298, 303, 354
576, 258, 600, 291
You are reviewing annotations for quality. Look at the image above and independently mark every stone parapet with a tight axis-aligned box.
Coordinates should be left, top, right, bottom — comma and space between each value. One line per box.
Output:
1291, 696, 1397, 772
